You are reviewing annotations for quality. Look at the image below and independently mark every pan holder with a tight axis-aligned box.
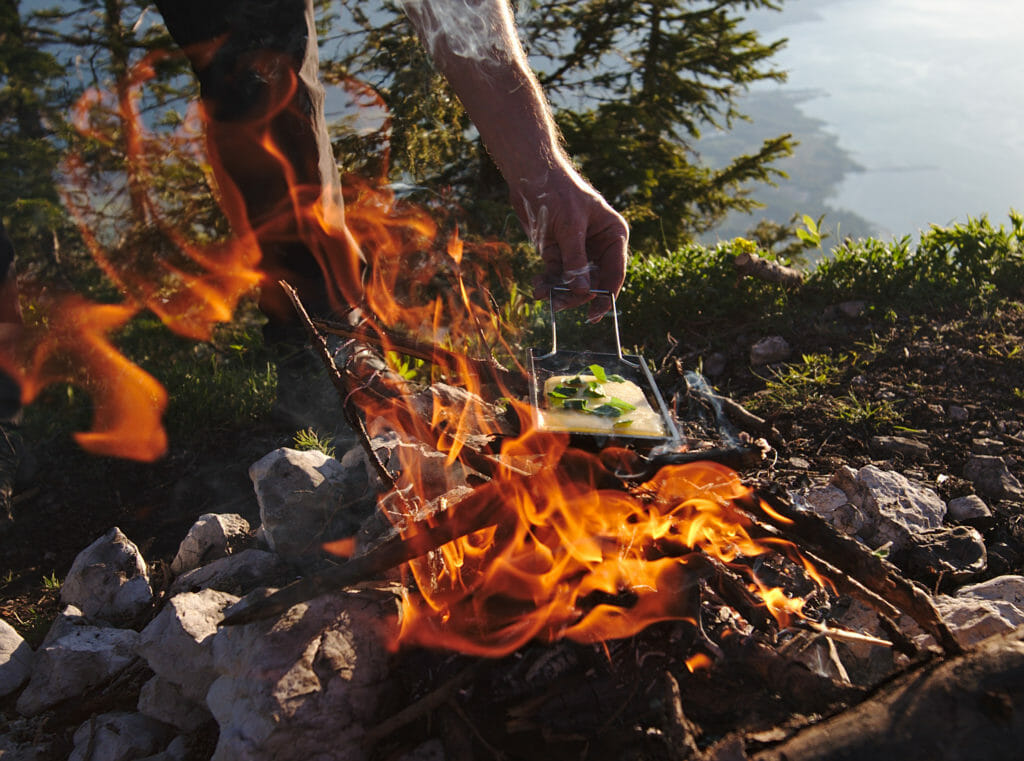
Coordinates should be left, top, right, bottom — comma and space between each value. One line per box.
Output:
527, 288, 682, 451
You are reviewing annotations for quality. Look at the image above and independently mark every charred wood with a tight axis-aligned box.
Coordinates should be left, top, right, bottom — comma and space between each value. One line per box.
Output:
748, 488, 963, 656
220, 487, 504, 626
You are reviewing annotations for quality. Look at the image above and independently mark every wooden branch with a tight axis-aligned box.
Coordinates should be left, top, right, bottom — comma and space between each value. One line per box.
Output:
734, 250, 804, 287
747, 627, 1024, 761
748, 489, 963, 656
279, 282, 403, 493
703, 391, 783, 446
361, 661, 486, 749
313, 316, 526, 393
220, 486, 505, 626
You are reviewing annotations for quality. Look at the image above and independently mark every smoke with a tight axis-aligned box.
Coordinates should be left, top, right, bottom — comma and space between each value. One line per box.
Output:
399, 0, 516, 64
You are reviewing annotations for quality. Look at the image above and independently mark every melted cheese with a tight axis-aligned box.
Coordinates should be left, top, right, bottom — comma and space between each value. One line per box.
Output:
538, 374, 666, 437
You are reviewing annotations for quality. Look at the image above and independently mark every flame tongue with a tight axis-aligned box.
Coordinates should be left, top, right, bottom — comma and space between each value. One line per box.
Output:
393, 449, 813, 657
7, 47, 822, 650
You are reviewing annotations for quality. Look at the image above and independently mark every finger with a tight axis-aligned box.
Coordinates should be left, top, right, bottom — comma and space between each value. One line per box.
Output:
586, 292, 613, 323
585, 230, 628, 322
556, 227, 591, 295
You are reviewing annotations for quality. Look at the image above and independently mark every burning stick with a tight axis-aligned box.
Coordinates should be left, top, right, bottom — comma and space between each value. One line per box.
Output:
220, 488, 504, 627
313, 316, 525, 393
749, 488, 964, 656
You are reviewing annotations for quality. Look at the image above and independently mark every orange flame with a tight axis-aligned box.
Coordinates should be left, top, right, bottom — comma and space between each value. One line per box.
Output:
8, 42, 826, 652
394, 453, 820, 657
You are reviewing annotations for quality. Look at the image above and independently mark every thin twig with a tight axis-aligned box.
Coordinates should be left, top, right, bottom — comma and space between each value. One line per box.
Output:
361, 661, 486, 749
750, 488, 963, 656
279, 282, 402, 493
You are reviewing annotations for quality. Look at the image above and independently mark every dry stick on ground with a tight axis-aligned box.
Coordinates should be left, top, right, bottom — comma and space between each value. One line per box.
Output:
734, 250, 804, 288
733, 513, 921, 658
748, 489, 963, 656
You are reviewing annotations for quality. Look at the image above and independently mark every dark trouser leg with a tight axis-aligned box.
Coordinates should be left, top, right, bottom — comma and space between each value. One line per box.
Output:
154, 0, 363, 320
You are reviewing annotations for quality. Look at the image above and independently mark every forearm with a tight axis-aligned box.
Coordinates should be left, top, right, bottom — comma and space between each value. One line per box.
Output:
400, 0, 570, 190
402, 0, 629, 317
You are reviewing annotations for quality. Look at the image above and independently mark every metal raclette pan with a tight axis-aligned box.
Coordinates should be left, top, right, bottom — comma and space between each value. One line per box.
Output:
527, 289, 681, 452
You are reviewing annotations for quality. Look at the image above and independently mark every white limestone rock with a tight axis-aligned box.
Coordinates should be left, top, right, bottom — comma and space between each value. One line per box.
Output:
749, 335, 792, 366
830, 465, 946, 551
60, 527, 153, 624
946, 494, 992, 522
249, 447, 377, 563
169, 548, 288, 597
137, 588, 238, 705
207, 586, 401, 761
799, 484, 866, 536
15, 626, 140, 716
68, 711, 173, 761
138, 735, 189, 761
0, 618, 33, 698
963, 455, 1024, 501
138, 674, 212, 732
171, 513, 252, 575
931, 575, 1024, 648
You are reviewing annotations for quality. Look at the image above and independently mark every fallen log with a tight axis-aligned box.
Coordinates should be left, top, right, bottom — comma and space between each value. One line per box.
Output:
738, 626, 1024, 761
734, 250, 804, 288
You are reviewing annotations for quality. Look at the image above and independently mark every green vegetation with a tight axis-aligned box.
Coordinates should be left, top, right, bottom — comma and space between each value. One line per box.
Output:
292, 427, 337, 459
619, 212, 1024, 354
4, 1, 1023, 459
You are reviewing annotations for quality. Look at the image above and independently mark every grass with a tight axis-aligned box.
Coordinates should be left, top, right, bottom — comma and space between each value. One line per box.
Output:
749, 353, 846, 413
22, 303, 278, 450
828, 393, 901, 429
292, 427, 336, 458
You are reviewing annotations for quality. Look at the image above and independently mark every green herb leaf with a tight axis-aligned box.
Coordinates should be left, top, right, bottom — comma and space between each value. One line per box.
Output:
588, 403, 623, 418
607, 397, 637, 412
552, 385, 578, 397
562, 398, 587, 410
588, 364, 607, 383
608, 374, 626, 383
583, 385, 605, 398
563, 376, 584, 387
613, 419, 634, 428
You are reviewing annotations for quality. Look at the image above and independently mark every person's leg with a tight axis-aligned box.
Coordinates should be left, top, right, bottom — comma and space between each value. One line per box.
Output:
154, 0, 362, 320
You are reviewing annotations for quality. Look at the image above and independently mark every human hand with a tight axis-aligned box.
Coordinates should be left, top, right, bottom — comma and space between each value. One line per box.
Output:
512, 166, 628, 322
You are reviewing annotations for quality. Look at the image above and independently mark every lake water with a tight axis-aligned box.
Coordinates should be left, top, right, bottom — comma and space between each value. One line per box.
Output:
751, 0, 1024, 236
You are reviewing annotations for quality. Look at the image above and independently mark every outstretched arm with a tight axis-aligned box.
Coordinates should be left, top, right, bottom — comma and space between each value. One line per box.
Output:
401, 0, 628, 321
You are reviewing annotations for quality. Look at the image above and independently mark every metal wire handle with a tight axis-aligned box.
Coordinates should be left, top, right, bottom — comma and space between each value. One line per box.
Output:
541, 287, 638, 367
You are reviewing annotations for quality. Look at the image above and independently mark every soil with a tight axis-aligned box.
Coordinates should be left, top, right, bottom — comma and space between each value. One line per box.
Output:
1, 295, 1022, 756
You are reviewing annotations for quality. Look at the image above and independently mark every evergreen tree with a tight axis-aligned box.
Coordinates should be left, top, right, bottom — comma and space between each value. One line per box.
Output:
23, 0, 227, 298
0, 0, 68, 271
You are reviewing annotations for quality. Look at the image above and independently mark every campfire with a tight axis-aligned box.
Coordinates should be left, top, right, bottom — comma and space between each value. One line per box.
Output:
4, 49, 1024, 761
